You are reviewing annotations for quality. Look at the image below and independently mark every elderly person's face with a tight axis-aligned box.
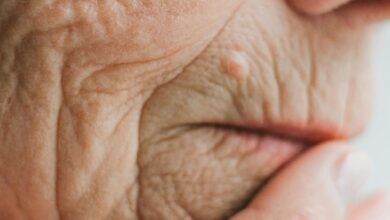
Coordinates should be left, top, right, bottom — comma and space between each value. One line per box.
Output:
1, 0, 390, 219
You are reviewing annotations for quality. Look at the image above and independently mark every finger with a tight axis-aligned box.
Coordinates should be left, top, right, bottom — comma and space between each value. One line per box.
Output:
230, 142, 371, 220
347, 190, 390, 220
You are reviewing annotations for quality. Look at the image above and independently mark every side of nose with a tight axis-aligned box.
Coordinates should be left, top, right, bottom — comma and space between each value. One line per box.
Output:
288, 0, 351, 15
288, 0, 390, 24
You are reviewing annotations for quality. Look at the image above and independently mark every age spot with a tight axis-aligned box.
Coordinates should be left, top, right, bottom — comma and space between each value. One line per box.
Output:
223, 51, 250, 79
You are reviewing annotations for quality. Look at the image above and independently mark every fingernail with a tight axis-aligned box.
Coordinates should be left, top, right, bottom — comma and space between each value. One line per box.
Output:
336, 150, 372, 205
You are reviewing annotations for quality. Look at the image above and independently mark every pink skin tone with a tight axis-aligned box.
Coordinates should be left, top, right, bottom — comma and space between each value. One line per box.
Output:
231, 142, 390, 220
231, 1, 390, 219
230, 2, 390, 219
1, 0, 390, 219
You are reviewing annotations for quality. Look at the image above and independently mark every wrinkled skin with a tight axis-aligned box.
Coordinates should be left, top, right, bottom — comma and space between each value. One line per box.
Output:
0, 0, 384, 219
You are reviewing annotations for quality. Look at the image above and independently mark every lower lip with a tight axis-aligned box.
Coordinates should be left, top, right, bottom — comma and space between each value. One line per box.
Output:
214, 126, 310, 178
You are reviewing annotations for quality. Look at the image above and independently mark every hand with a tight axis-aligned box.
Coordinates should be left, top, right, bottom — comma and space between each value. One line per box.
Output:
231, 142, 390, 220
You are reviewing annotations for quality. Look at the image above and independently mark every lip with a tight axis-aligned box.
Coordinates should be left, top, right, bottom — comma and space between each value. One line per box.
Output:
197, 121, 350, 218
190, 120, 348, 179
193, 120, 347, 146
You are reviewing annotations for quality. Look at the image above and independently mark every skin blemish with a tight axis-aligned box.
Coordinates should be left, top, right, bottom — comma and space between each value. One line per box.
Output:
223, 51, 250, 79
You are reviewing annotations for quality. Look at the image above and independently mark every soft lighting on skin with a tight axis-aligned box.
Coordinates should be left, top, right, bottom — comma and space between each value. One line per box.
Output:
223, 51, 250, 79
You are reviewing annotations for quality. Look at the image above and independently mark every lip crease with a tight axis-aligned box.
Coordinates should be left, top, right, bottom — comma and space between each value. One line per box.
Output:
185, 120, 350, 185
194, 120, 347, 146
190, 120, 350, 176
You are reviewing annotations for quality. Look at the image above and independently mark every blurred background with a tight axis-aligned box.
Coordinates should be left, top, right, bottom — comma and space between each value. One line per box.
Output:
356, 21, 390, 193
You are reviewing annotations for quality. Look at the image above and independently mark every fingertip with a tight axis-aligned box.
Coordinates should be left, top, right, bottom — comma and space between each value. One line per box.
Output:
335, 149, 372, 205
347, 189, 390, 220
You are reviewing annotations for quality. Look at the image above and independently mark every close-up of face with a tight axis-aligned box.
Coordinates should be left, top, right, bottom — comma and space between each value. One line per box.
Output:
0, 1, 390, 220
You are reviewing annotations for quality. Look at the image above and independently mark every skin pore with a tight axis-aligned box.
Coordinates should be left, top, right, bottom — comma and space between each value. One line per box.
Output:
0, 0, 389, 219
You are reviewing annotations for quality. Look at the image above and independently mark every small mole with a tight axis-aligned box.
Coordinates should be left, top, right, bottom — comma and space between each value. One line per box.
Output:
223, 51, 250, 79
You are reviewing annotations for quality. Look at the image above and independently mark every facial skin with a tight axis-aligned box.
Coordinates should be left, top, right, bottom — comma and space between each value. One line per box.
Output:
0, 0, 389, 219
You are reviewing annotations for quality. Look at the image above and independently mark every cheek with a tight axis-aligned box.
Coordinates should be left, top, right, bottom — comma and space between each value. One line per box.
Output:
137, 0, 373, 219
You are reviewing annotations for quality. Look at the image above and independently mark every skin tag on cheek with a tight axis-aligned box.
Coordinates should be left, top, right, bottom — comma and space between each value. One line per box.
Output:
223, 51, 250, 79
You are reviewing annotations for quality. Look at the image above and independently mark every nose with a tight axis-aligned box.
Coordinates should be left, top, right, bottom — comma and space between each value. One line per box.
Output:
288, 0, 390, 24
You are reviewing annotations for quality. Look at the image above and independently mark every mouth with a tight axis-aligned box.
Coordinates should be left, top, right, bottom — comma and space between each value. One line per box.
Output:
189, 121, 347, 178
170, 120, 345, 217
192, 120, 346, 149
191, 121, 348, 215
193, 121, 344, 144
